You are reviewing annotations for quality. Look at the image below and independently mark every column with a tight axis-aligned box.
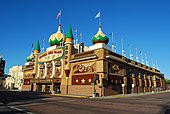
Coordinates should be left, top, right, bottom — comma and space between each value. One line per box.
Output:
50, 82, 54, 94
43, 63, 47, 79
36, 64, 40, 79
148, 75, 152, 92
123, 76, 127, 94
51, 61, 55, 78
138, 72, 143, 93
132, 72, 136, 93
153, 75, 157, 92
144, 73, 148, 92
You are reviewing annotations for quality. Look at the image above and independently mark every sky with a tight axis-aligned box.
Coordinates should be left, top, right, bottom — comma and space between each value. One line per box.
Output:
0, 0, 170, 79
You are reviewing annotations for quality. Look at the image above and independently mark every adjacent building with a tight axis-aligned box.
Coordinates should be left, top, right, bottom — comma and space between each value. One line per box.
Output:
6, 65, 23, 90
0, 55, 5, 86
22, 24, 165, 96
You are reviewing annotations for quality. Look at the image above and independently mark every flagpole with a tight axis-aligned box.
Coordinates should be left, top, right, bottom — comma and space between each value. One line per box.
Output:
75, 29, 78, 45
111, 32, 114, 52
145, 53, 148, 66
121, 38, 125, 56
80, 33, 82, 43
32, 42, 34, 53
135, 48, 139, 62
99, 10, 101, 26
128, 44, 133, 60
99, 16, 101, 26
59, 9, 62, 25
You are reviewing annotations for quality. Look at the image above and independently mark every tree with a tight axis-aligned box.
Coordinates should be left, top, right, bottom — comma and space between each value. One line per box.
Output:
165, 79, 170, 84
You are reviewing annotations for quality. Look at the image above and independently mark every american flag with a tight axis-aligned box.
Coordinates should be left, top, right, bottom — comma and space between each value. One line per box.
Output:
56, 9, 61, 20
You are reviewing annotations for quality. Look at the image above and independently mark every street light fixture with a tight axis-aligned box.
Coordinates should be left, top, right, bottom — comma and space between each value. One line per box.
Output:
132, 84, 135, 94
93, 72, 96, 98
122, 84, 125, 95
66, 77, 68, 94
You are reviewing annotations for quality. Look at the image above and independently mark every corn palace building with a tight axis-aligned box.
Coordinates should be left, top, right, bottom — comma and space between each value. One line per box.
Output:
22, 24, 166, 96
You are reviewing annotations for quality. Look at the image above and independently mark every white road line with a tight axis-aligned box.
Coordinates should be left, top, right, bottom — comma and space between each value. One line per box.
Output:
59, 99, 77, 102
8, 106, 34, 114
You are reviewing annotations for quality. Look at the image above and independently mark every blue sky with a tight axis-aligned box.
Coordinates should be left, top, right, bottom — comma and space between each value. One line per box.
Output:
0, 0, 170, 79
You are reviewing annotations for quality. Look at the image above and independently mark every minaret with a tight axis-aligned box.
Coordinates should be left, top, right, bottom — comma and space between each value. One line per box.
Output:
64, 26, 73, 77
33, 40, 40, 75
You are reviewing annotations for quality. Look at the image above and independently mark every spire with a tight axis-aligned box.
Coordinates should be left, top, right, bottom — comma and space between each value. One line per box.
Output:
58, 24, 62, 32
66, 25, 73, 39
34, 40, 40, 52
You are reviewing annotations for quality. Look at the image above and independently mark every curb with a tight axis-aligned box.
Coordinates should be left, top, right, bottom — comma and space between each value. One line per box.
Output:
50, 94, 90, 98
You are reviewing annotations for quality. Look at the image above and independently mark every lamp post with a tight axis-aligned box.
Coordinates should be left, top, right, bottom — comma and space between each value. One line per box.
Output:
93, 72, 96, 98
122, 84, 125, 95
152, 86, 154, 93
66, 77, 68, 94
132, 84, 134, 94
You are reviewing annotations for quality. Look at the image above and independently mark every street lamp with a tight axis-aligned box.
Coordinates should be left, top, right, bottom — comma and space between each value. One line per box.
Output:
132, 84, 135, 94
66, 77, 68, 94
122, 84, 125, 95
152, 86, 154, 93
93, 72, 96, 98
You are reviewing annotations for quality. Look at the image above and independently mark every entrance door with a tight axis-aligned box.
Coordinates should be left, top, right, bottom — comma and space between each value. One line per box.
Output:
46, 85, 50, 92
38, 84, 42, 92
54, 83, 61, 93
127, 77, 132, 94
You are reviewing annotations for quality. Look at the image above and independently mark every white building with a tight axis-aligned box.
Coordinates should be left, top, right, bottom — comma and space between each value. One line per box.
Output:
5, 75, 15, 89
7, 65, 23, 90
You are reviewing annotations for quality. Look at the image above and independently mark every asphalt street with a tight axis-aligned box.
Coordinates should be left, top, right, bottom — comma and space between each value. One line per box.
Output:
0, 87, 170, 114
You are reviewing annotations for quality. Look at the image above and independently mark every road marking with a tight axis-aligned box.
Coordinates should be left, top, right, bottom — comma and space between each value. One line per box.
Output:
59, 99, 77, 102
8, 106, 34, 114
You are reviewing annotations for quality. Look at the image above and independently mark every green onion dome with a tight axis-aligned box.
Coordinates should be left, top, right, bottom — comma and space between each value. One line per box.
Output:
92, 26, 109, 45
49, 25, 65, 46
26, 53, 34, 61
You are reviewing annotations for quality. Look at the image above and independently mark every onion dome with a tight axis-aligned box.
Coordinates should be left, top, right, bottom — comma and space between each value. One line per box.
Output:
92, 26, 109, 45
26, 53, 34, 61
49, 25, 65, 46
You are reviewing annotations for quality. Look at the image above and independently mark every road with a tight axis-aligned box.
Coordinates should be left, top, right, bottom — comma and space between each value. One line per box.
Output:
0, 88, 170, 114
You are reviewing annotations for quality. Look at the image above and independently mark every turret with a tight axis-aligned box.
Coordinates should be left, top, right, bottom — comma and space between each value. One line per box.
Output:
33, 40, 40, 75
33, 40, 40, 54
64, 26, 73, 77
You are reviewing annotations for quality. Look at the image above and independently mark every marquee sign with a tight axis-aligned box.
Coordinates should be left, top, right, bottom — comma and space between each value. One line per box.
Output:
38, 47, 65, 63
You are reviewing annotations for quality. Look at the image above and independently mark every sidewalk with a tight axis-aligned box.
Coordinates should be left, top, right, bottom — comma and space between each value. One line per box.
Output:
51, 90, 170, 99
92, 90, 170, 99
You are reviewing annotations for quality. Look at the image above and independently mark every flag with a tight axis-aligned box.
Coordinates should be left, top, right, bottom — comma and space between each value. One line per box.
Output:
109, 33, 112, 35
32, 43, 34, 48
95, 11, 100, 19
80, 33, 82, 37
74, 29, 77, 32
56, 9, 61, 20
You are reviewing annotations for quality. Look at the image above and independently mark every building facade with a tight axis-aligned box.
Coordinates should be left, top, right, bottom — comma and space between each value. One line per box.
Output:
7, 65, 24, 90
0, 55, 5, 86
22, 24, 166, 96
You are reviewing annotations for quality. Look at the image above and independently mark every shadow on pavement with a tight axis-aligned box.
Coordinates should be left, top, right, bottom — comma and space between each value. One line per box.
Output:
0, 90, 51, 105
